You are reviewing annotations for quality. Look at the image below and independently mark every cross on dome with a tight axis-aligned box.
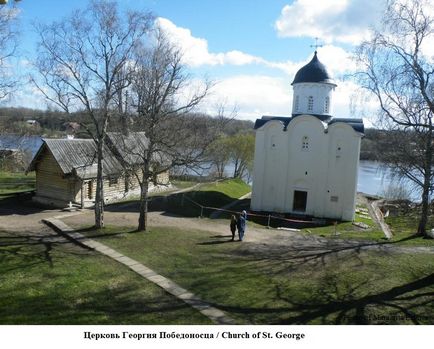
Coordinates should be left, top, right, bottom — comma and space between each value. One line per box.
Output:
310, 37, 323, 53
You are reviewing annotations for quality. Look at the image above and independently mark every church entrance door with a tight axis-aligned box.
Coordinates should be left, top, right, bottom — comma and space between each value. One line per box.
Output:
293, 190, 307, 212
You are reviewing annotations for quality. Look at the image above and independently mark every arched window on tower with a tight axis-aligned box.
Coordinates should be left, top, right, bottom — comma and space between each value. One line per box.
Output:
325, 96, 330, 113
308, 96, 314, 112
294, 95, 299, 112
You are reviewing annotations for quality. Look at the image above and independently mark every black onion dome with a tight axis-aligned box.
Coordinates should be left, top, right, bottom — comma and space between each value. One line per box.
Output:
291, 51, 335, 85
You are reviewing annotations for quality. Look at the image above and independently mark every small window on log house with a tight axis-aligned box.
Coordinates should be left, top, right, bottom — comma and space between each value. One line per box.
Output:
109, 177, 118, 187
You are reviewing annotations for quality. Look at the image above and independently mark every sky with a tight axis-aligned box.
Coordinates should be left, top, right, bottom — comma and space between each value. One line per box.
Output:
3, 0, 391, 124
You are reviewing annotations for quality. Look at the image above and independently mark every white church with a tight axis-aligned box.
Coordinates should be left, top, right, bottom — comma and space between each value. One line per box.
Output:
250, 51, 364, 221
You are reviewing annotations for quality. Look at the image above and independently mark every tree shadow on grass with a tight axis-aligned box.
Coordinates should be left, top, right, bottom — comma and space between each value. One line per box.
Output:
201, 274, 434, 324
0, 282, 209, 325
185, 230, 434, 324
191, 253, 433, 325
235, 232, 433, 275
0, 230, 93, 272
273, 273, 434, 324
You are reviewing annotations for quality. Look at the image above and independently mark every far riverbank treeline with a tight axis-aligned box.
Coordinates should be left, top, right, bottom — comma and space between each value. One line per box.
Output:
1, 106, 383, 161
0, 107, 254, 139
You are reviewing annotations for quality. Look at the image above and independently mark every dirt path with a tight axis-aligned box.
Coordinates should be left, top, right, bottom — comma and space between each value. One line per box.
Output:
0, 203, 73, 232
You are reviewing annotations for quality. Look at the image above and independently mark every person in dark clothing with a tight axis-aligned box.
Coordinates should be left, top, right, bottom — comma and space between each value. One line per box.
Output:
237, 210, 247, 241
230, 215, 237, 241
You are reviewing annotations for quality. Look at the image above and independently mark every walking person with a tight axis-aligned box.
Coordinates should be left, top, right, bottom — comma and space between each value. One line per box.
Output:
237, 210, 247, 241
230, 215, 237, 241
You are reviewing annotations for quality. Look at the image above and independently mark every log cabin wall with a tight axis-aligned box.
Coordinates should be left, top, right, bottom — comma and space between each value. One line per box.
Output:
35, 147, 76, 202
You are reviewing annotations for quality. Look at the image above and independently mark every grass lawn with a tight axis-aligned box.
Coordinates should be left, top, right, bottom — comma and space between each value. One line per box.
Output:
0, 171, 35, 197
0, 229, 211, 324
198, 179, 251, 199
81, 225, 434, 325
386, 214, 434, 247
301, 208, 386, 242
291, 202, 433, 247
171, 180, 198, 189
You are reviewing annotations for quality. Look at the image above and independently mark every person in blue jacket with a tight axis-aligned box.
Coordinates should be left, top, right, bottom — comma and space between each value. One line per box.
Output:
237, 210, 247, 241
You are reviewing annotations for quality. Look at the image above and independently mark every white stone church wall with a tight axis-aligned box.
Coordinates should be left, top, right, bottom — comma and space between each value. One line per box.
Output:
251, 120, 287, 211
251, 115, 361, 221
285, 115, 328, 216
323, 123, 361, 220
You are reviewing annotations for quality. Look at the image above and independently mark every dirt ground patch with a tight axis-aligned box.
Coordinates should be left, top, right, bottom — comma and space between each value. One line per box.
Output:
2, 198, 432, 256
59, 206, 434, 256
0, 200, 68, 233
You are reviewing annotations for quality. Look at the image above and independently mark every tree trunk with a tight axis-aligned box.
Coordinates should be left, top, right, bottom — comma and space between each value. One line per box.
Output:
233, 158, 239, 178
138, 179, 149, 231
94, 140, 105, 228
418, 183, 429, 235
217, 162, 225, 178
418, 133, 433, 236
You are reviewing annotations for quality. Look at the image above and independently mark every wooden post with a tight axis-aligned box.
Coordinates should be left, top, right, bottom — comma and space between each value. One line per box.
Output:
267, 214, 271, 229
200, 206, 203, 218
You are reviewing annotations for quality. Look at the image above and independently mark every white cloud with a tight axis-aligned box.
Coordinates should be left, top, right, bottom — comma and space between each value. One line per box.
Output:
197, 75, 379, 127
201, 75, 292, 119
157, 17, 356, 81
222, 50, 265, 66
156, 16, 376, 124
157, 18, 265, 67
314, 45, 356, 77
275, 0, 384, 44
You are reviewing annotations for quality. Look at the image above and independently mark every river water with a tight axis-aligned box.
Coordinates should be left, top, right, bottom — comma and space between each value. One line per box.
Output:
0, 135, 43, 156
358, 160, 404, 196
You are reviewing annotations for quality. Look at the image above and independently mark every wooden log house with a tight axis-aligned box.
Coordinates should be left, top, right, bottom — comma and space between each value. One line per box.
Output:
27, 132, 170, 208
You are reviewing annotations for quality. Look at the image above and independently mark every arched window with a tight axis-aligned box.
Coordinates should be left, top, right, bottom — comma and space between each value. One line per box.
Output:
302, 136, 309, 151
325, 96, 330, 113
308, 96, 314, 112
294, 95, 299, 112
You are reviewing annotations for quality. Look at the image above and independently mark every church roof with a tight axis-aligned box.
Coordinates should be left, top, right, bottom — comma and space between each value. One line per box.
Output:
254, 115, 364, 134
291, 51, 335, 85
328, 118, 364, 134
254, 116, 292, 130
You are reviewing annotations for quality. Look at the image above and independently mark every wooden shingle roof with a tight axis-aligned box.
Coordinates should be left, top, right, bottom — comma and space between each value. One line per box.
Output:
106, 132, 149, 166
28, 137, 131, 179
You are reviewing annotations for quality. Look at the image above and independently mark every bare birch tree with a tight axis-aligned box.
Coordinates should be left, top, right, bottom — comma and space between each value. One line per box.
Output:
355, 0, 434, 236
33, 0, 152, 228
121, 27, 213, 231
0, 2, 19, 100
